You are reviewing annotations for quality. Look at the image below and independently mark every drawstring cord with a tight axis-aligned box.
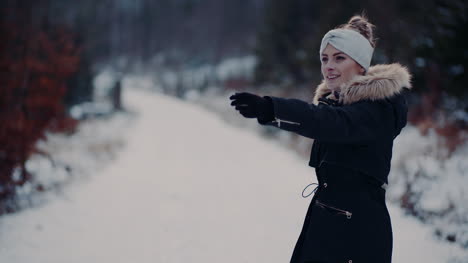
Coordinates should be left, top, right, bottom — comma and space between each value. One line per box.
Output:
302, 183, 319, 198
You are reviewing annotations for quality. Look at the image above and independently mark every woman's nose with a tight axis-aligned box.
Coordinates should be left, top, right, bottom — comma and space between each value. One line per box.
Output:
325, 61, 336, 70
326, 64, 336, 71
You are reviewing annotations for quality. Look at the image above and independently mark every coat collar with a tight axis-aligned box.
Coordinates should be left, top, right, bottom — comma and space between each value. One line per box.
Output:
313, 63, 412, 105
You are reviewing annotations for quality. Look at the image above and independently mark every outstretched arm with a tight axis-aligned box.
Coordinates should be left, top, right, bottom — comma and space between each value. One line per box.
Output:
261, 96, 395, 144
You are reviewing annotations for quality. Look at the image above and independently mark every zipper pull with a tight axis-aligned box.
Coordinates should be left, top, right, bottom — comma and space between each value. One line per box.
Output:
346, 211, 352, 219
276, 118, 281, 128
274, 117, 300, 127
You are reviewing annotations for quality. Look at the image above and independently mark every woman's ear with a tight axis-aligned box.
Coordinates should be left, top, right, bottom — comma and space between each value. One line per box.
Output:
360, 67, 366, 75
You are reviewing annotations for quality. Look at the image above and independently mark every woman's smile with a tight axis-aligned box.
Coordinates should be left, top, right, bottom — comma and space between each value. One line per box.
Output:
326, 74, 340, 80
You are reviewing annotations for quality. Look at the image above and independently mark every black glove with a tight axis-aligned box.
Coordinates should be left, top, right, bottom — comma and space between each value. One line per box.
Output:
229, 92, 274, 121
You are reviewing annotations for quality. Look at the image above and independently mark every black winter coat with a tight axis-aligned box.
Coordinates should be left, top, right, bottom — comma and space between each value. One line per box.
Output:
258, 64, 411, 262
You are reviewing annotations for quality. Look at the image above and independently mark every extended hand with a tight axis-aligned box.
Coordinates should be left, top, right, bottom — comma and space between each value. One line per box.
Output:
229, 92, 274, 121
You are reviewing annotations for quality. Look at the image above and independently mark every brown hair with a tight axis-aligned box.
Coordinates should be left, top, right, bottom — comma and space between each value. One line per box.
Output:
338, 14, 376, 48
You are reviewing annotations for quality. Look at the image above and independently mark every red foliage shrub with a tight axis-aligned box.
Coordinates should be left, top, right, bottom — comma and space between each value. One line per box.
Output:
408, 63, 467, 156
0, 15, 80, 204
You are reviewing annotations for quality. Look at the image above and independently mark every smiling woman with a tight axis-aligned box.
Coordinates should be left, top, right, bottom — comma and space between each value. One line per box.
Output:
321, 45, 365, 92
230, 14, 412, 263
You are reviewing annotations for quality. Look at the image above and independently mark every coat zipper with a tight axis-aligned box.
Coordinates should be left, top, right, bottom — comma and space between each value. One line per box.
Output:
315, 200, 353, 219
274, 117, 300, 128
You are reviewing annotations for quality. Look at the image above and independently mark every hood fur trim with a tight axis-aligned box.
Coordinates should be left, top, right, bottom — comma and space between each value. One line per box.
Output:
313, 63, 412, 105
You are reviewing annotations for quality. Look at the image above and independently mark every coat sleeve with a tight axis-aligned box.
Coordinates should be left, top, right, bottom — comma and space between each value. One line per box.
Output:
258, 96, 395, 144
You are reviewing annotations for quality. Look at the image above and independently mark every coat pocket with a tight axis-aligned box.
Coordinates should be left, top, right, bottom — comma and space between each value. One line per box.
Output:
315, 200, 353, 219
303, 199, 356, 262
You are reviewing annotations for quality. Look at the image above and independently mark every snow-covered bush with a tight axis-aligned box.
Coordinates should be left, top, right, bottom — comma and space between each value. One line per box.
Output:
8, 102, 135, 214
390, 126, 468, 248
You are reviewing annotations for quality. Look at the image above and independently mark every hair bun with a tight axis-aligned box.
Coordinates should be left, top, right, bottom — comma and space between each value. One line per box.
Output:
341, 15, 376, 48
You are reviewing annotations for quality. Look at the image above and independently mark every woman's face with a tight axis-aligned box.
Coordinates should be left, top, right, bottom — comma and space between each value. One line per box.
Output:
321, 44, 364, 91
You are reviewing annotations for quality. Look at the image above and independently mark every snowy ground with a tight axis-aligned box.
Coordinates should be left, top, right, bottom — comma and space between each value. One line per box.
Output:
0, 88, 466, 262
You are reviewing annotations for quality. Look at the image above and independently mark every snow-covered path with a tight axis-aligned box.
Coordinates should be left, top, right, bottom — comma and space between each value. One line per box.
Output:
0, 89, 464, 262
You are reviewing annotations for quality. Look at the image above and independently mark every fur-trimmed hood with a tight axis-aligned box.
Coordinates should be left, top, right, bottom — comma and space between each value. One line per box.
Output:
313, 63, 412, 105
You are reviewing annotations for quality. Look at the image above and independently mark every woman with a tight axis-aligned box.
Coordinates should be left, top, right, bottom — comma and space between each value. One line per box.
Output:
230, 15, 411, 263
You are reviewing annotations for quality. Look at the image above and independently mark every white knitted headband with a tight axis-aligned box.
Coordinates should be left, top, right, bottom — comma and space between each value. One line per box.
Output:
319, 28, 374, 70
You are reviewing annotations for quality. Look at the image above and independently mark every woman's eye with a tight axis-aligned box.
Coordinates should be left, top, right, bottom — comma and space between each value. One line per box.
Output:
321, 57, 328, 62
336, 56, 345, 60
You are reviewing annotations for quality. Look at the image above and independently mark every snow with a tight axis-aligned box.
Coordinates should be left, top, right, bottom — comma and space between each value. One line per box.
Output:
1, 88, 467, 262
93, 69, 118, 99
215, 56, 257, 81
10, 111, 134, 214
389, 126, 468, 247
